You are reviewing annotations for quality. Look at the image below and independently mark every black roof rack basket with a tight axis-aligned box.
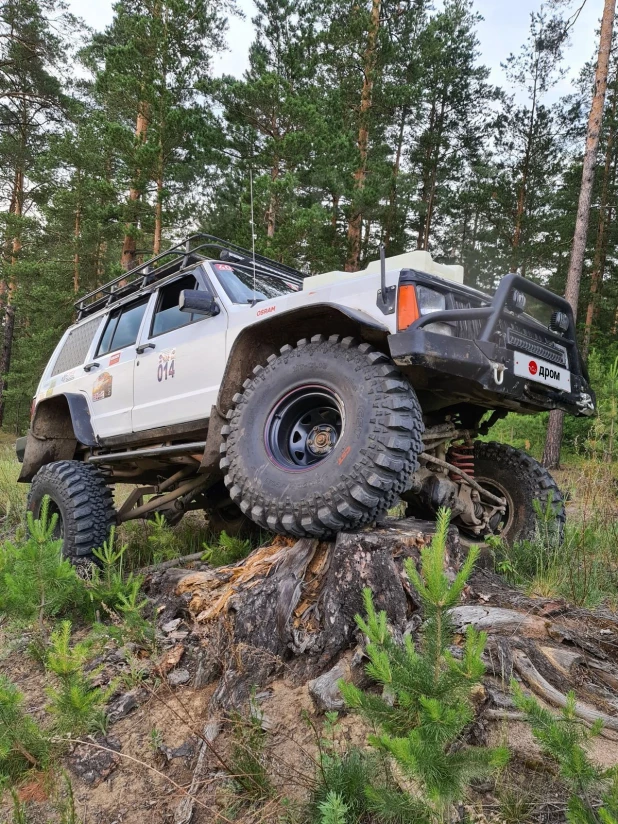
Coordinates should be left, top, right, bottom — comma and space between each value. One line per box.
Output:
74, 234, 305, 320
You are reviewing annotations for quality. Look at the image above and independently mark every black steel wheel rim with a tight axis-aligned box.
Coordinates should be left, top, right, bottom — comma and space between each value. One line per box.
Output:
265, 384, 344, 471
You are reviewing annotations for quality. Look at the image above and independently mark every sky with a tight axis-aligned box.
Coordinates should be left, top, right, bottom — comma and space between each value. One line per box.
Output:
67, 0, 603, 102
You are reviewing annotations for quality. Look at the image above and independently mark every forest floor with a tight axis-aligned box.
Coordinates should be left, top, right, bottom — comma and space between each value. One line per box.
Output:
0, 444, 617, 824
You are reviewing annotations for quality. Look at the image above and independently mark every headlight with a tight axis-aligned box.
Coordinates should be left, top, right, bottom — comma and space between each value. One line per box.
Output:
415, 286, 453, 336
416, 285, 446, 315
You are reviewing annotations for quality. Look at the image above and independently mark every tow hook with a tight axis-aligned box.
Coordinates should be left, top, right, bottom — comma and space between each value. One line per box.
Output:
491, 362, 505, 386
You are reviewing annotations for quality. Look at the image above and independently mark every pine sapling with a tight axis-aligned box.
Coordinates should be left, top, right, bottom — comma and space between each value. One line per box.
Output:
45, 621, 111, 735
0, 499, 84, 626
339, 507, 508, 819
513, 684, 618, 824
318, 791, 349, 824
0, 676, 49, 781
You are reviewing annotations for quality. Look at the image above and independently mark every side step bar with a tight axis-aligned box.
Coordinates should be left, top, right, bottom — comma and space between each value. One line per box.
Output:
88, 441, 206, 464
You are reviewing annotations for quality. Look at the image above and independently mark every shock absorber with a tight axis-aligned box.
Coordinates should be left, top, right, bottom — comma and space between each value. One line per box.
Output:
446, 444, 475, 480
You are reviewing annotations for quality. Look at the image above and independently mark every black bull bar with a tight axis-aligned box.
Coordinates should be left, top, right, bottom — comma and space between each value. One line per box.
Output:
388, 272, 594, 416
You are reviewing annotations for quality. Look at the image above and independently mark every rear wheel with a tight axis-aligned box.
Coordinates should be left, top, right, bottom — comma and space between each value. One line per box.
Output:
27, 461, 115, 561
203, 481, 257, 538
470, 441, 565, 544
220, 335, 424, 538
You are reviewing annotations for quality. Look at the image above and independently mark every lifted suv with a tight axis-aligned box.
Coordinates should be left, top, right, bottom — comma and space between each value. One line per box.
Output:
17, 235, 595, 560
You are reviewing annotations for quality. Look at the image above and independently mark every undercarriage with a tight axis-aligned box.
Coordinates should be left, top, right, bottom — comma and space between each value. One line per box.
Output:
83, 417, 509, 539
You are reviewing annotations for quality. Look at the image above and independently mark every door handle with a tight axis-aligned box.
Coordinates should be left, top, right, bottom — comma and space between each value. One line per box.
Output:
136, 343, 155, 354
83, 361, 100, 372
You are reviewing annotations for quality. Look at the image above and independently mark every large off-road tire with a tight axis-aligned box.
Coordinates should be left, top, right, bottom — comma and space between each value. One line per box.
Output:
220, 335, 424, 538
472, 441, 565, 544
27, 461, 115, 561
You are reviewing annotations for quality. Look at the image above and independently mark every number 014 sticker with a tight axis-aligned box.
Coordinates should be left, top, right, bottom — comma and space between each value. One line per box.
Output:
157, 349, 176, 382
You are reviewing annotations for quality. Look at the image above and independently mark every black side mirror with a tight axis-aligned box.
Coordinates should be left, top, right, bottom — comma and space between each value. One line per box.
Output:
179, 290, 220, 317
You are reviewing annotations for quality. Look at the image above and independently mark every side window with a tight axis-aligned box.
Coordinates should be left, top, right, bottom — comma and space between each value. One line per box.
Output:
151, 274, 199, 337
96, 298, 149, 357
51, 317, 101, 376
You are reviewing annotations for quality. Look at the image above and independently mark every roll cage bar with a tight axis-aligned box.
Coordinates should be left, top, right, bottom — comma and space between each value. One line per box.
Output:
75, 234, 306, 321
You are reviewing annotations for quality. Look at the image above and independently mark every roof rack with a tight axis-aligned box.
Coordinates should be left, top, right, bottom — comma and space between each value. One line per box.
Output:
75, 234, 306, 320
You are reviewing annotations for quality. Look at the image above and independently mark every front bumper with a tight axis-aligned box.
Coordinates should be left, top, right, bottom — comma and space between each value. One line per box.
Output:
388, 327, 595, 417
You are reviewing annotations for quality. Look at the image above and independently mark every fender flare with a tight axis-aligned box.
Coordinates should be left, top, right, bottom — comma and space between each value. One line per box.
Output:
60, 393, 97, 446
17, 393, 97, 482
216, 302, 390, 414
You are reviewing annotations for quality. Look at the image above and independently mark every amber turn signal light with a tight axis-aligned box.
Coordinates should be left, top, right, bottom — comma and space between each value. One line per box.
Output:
397, 285, 420, 331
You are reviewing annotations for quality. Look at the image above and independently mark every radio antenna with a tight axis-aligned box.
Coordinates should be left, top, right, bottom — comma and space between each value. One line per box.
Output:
250, 168, 257, 302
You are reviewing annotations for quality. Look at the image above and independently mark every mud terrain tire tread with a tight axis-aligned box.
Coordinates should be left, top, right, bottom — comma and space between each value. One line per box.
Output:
220, 335, 424, 538
474, 441, 565, 543
27, 461, 115, 559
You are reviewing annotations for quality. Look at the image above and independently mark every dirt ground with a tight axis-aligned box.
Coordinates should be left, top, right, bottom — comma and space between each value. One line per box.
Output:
3, 607, 618, 824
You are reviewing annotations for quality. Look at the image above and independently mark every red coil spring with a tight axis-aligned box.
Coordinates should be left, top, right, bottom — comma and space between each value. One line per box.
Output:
446, 444, 475, 480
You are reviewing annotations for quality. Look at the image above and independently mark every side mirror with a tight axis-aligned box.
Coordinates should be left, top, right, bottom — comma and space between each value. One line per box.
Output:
179, 290, 220, 317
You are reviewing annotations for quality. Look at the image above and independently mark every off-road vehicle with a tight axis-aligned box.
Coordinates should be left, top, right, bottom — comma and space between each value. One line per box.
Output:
17, 234, 595, 560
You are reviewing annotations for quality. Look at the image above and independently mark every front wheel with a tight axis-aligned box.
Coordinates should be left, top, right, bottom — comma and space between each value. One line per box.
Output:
27, 461, 115, 561
470, 441, 565, 544
220, 335, 424, 538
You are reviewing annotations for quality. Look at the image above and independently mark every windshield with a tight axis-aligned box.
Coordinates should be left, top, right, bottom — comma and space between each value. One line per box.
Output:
210, 262, 301, 304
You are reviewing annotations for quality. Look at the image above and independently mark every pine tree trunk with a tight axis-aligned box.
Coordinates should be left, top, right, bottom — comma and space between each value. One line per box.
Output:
543, 0, 616, 469
345, 0, 381, 272
0, 156, 24, 428
582, 64, 618, 360
121, 103, 150, 271
266, 156, 279, 240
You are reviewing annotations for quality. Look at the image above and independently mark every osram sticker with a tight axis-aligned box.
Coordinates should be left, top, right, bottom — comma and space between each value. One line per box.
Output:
109, 352, 121, 366
92, 371, 113, 402
257, 305, 276, 317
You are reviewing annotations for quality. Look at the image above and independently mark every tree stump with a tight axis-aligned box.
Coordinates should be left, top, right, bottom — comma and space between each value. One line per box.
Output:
152, 518, 618, 728
165, 518, 461, 708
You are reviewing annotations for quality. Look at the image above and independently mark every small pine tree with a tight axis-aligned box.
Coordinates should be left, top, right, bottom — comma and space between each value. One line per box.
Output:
339, 508, 508, 819
318, 791, 349, 824
513, 684, 618, 824
0, 501, 84, 624
0, 676, 49, 781
202, 530, 252, 567
45, 621, 111, 735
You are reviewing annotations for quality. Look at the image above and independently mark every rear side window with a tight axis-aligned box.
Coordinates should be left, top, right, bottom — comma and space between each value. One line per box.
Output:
51, 317, 101, 376
97, 298, 149, 357
151, 274, 199, 337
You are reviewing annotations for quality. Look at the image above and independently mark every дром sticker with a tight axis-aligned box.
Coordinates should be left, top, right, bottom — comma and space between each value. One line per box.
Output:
109, 352, 121, 366
92, 371, 113, 402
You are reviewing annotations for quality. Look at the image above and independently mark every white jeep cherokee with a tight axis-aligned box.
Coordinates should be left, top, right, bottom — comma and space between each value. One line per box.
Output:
17, 235, 594, 561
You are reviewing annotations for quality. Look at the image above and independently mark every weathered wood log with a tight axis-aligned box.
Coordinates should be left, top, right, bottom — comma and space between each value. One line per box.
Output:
151, 517, 618, 725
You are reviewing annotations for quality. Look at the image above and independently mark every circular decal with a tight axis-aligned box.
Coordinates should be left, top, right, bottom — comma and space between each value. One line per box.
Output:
528, 360, 538, 375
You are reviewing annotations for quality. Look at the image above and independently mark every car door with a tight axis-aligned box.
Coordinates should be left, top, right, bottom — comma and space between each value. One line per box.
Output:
131, 271, 228, 432
87, 296, 151, 439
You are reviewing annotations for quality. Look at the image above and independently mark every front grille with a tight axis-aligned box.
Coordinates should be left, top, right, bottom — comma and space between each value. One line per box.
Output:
450, 295, 569, 369
506, 329, 568, 367
453, 297, 483, 340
